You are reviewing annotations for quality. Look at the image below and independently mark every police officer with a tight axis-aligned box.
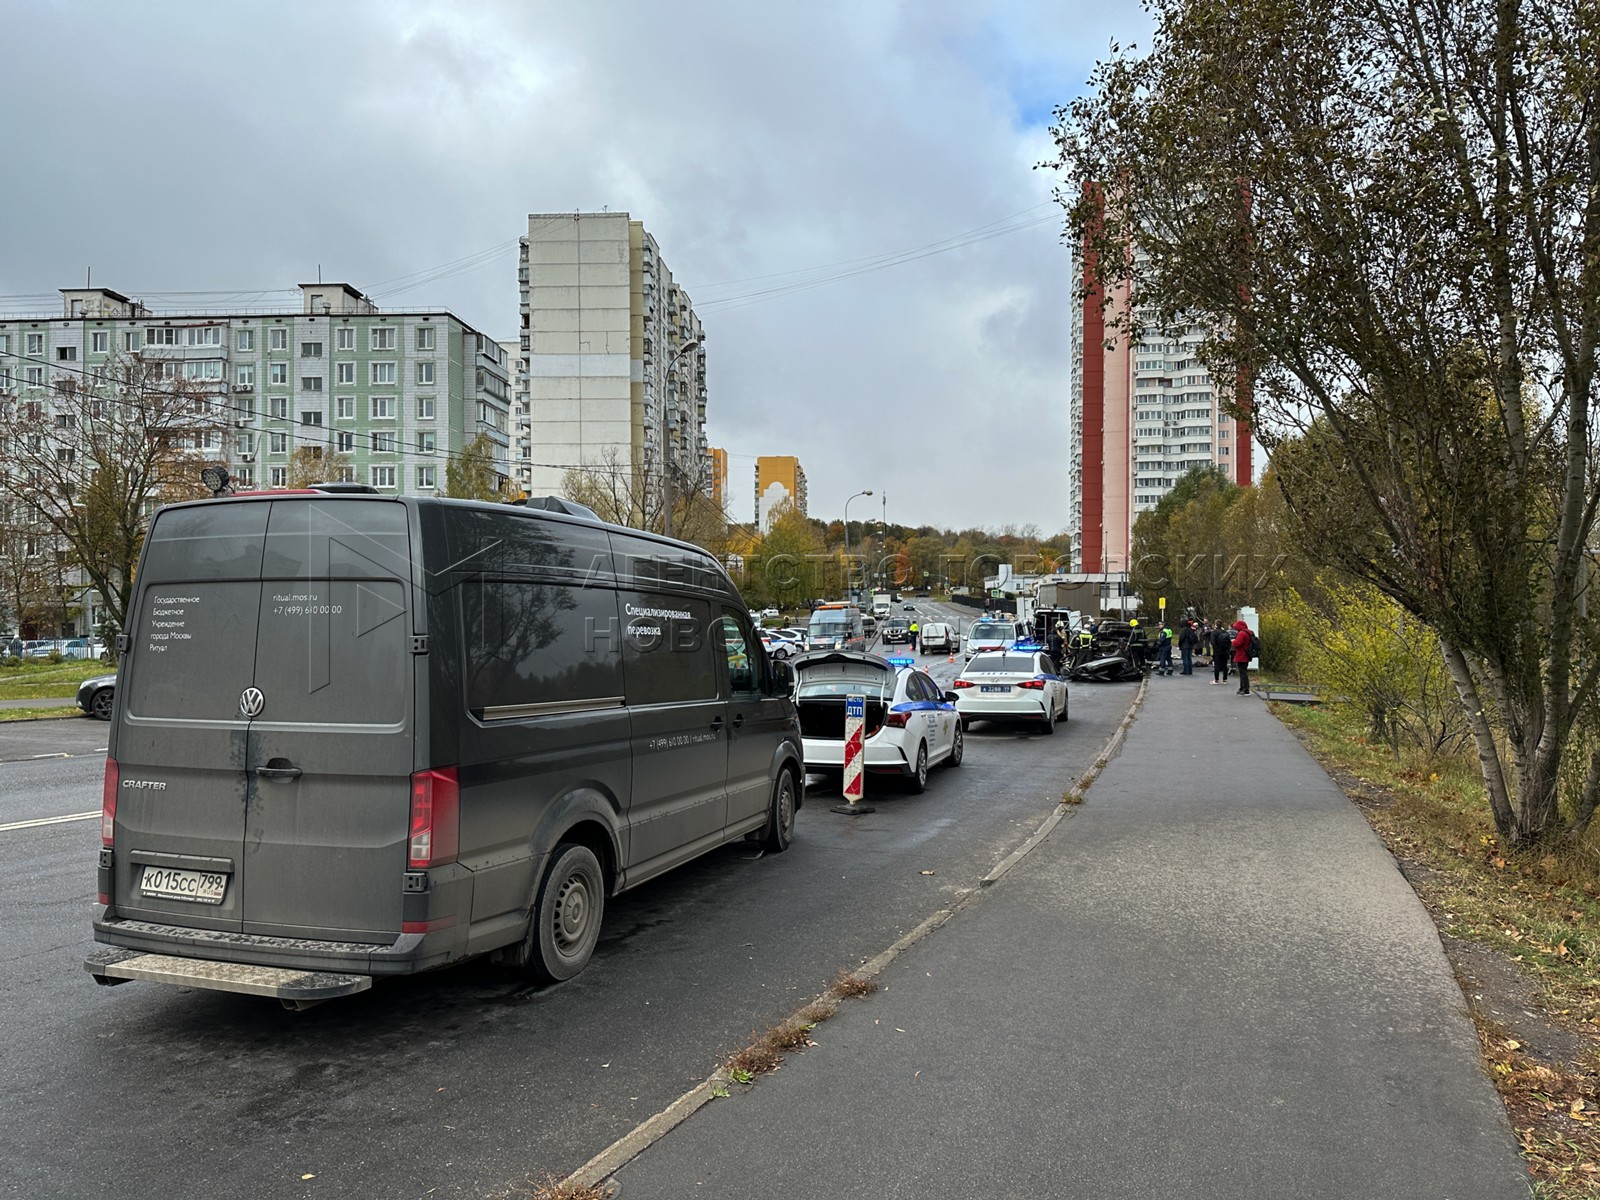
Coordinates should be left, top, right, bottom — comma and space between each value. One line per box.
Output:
909, 620, 920, 653
1156, 622, 1174, 675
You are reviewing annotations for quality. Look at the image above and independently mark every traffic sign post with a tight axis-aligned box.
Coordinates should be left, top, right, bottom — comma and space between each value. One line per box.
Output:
832, 693, 876, 815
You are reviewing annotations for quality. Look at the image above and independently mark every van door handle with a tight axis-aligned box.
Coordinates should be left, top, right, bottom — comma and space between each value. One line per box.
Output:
255, 765, 303, 781
731, 713, 744, 731
710, 715, 724, 733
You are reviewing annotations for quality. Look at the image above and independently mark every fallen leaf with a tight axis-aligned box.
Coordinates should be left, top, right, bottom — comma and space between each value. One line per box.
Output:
1491, 857, 1506, 869
1504, 1040, 1521, 1052
920, 870, 935, 876
1558, 941, 1571, 957
301, 1175, 316, 1181
896, 1028, 906, 1033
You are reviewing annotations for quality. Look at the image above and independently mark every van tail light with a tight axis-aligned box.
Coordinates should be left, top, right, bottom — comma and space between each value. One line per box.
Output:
408, 767, 460, 868
1018, 679, 1046, 690
884, 711, 909, 728
951, 679, 975, 689
101, 758, 118, 847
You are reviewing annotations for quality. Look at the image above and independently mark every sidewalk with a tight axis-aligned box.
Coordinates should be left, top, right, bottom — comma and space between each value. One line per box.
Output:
0, 697, 77, 710
614, 677, 1530, 1198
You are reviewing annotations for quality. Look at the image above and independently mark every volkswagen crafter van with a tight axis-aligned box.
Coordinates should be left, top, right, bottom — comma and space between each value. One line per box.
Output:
85, 491, 804, 1006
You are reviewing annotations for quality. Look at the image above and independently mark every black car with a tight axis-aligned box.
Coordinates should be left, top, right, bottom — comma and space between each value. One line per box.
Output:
881, 619, 912, 645
77, 674, 116, 721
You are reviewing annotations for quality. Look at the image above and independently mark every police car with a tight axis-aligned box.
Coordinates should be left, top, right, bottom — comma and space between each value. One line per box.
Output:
952, 646, 1069, 733
791, 651, 963, 793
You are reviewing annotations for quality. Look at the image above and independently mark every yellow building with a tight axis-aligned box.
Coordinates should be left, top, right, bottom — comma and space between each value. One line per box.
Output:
708, 447, 729, 515
755, 456, 808, 529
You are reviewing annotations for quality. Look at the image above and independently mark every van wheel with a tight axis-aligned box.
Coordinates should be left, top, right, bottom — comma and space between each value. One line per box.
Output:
764, 770, 797, 852
522, 843, 605, 983
907, 742, 929, 794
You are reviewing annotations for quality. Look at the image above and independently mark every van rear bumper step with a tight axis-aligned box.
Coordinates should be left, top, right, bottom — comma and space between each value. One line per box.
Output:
85, 947, 372, 1004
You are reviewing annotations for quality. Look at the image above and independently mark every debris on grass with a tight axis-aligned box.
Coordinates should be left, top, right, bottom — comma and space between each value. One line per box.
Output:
512, 1173, 613, 1200
1062, 787, 1085, 805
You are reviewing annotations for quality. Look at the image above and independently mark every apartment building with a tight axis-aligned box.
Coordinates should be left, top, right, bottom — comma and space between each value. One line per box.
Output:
516, 212, 707, 498
708, 446, 729, 515
0, 282, 511, 495
1068, 253, 1251, 574
754, 455, 807, 529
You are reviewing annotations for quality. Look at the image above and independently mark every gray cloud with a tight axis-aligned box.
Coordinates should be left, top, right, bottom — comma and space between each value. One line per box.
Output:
0, 0, 1151, 531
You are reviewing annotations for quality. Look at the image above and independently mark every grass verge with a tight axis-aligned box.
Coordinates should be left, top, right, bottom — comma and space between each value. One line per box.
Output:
0, 659, 111, 701
1274, 700, 1600, 1196
723, 971, 874, 1085
0, 706, 81, 722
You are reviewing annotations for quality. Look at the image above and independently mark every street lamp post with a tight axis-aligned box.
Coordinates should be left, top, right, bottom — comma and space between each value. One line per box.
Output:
843, 489, 873, 603
661, 337, 702, 539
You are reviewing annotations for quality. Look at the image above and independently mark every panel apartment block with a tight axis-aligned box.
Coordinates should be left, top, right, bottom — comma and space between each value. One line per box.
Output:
518, 212, 707, 498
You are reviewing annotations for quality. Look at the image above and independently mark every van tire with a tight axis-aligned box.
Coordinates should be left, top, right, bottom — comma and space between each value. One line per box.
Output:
523, 843, 605, 983
764, 770, 797, 853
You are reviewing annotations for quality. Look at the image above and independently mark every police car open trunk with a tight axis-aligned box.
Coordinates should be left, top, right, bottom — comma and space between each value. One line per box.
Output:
793, 655, 892, 739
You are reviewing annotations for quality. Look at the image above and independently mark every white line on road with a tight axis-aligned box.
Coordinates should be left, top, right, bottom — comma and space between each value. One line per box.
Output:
30, 752, 71, 759
0, 810, 98, 832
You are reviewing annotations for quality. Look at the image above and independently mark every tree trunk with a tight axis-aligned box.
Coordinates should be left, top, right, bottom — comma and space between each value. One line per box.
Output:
1439, 636, 1517, 840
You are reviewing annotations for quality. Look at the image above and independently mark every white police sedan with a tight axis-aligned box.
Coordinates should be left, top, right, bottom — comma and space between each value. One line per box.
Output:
952, 648, 1069, 733
791, 650, 963, 793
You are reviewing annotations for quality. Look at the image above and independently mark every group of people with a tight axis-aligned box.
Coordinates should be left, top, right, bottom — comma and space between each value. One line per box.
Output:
1059, 615, 1257, 694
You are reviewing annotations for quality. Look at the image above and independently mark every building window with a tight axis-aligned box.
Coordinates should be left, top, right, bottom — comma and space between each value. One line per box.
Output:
415, 326, 435, 352
336, 361, 355, 385
335, 395, 354, 419
25, 367, 44, 386
237, 329, 255, 351
370, 361, 395, 385
236, 398, 255, 421
123, 330, 141, 352
184, 360, 223, 380
370, 431, 396, 453
142, 327, 175, 347
0, 334, 9, 354
269, 363, 288, 385
416, 465, 436, 490
334, 464, 355, 483
336, 327, 355, 351
236, 364, 255, 387
416, 361, 434, 385
300, 375, 323, 392
370, 327, 395, 351
57, 346, 76, 362
270, 466, 287, 488
235, 434, 251, 456
91, 331, 108, 353
417, 395, 435, 420
235, 468, 254, 487
370, 465, 396, 489
301, 410, 323, 426
269, 396, 288, 420
26, 333, 45, 355
187, 326, 221, 347
416, 431, 436, 455
371, 395, 393, 419
301, 341, 323, 358
269, 432, 288, 454
269, 328, 288, 351
336, 430, 354, 454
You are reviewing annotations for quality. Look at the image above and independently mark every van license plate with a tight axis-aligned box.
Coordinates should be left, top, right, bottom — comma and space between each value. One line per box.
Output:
140, 866, 227, 905
980, 685, 1011, 693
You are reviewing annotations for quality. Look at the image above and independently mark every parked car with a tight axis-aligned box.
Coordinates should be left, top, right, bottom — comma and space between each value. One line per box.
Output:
918, 622, 957, 655
24, 639, 63, 658
760, 631, 797, 659
759, 608, 781, 619
792, 651, 962, 793
952, 649, 1069, 733
77, 674, 117, 721
86, 490, 805, 1006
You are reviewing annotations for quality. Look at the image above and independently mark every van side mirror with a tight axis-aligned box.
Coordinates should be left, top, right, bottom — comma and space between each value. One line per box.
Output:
769, 659, 794, 694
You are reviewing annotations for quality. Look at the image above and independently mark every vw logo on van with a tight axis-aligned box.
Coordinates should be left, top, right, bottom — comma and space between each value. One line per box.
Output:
239, 687, 266, 719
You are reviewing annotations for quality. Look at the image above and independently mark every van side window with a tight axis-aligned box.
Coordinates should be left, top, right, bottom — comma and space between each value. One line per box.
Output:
460, 579, 622, 714
620, 593, 717, 705
717, 614, 761, 694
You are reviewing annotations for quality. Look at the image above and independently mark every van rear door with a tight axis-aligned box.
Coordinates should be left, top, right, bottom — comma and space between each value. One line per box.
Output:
110, 499, 415, 943
239, 500, 415, 941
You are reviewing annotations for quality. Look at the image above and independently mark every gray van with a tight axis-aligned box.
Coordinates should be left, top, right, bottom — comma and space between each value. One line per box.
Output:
85, 492, 804, 1006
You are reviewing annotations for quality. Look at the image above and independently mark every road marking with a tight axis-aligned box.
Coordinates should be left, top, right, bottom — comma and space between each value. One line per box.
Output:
30, 752, 71, 759
0, 810, 99, 832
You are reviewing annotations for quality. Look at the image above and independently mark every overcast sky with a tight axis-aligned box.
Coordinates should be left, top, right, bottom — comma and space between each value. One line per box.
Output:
0, 0, 1152, 532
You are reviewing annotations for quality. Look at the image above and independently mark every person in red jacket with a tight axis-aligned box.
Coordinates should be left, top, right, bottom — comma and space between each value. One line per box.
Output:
1231, 619, 1254, 695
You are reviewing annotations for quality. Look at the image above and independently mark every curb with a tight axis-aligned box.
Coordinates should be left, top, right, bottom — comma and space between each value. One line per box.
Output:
0, 712, 87, 724
559, 675, 1151, 1194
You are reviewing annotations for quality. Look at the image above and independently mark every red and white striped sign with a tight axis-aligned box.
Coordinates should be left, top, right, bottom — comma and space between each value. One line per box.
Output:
842, 693, 865, 802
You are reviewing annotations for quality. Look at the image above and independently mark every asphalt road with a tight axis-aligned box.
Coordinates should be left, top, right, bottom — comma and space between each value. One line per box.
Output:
0, 600, 1131, 1200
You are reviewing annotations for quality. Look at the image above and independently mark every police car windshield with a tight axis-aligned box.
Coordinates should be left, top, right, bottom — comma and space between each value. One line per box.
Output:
969, 623, 1012, 639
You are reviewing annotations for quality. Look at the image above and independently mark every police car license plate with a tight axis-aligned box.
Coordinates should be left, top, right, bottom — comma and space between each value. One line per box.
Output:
140, 866, 228, 904
980, 685, 1011, 693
